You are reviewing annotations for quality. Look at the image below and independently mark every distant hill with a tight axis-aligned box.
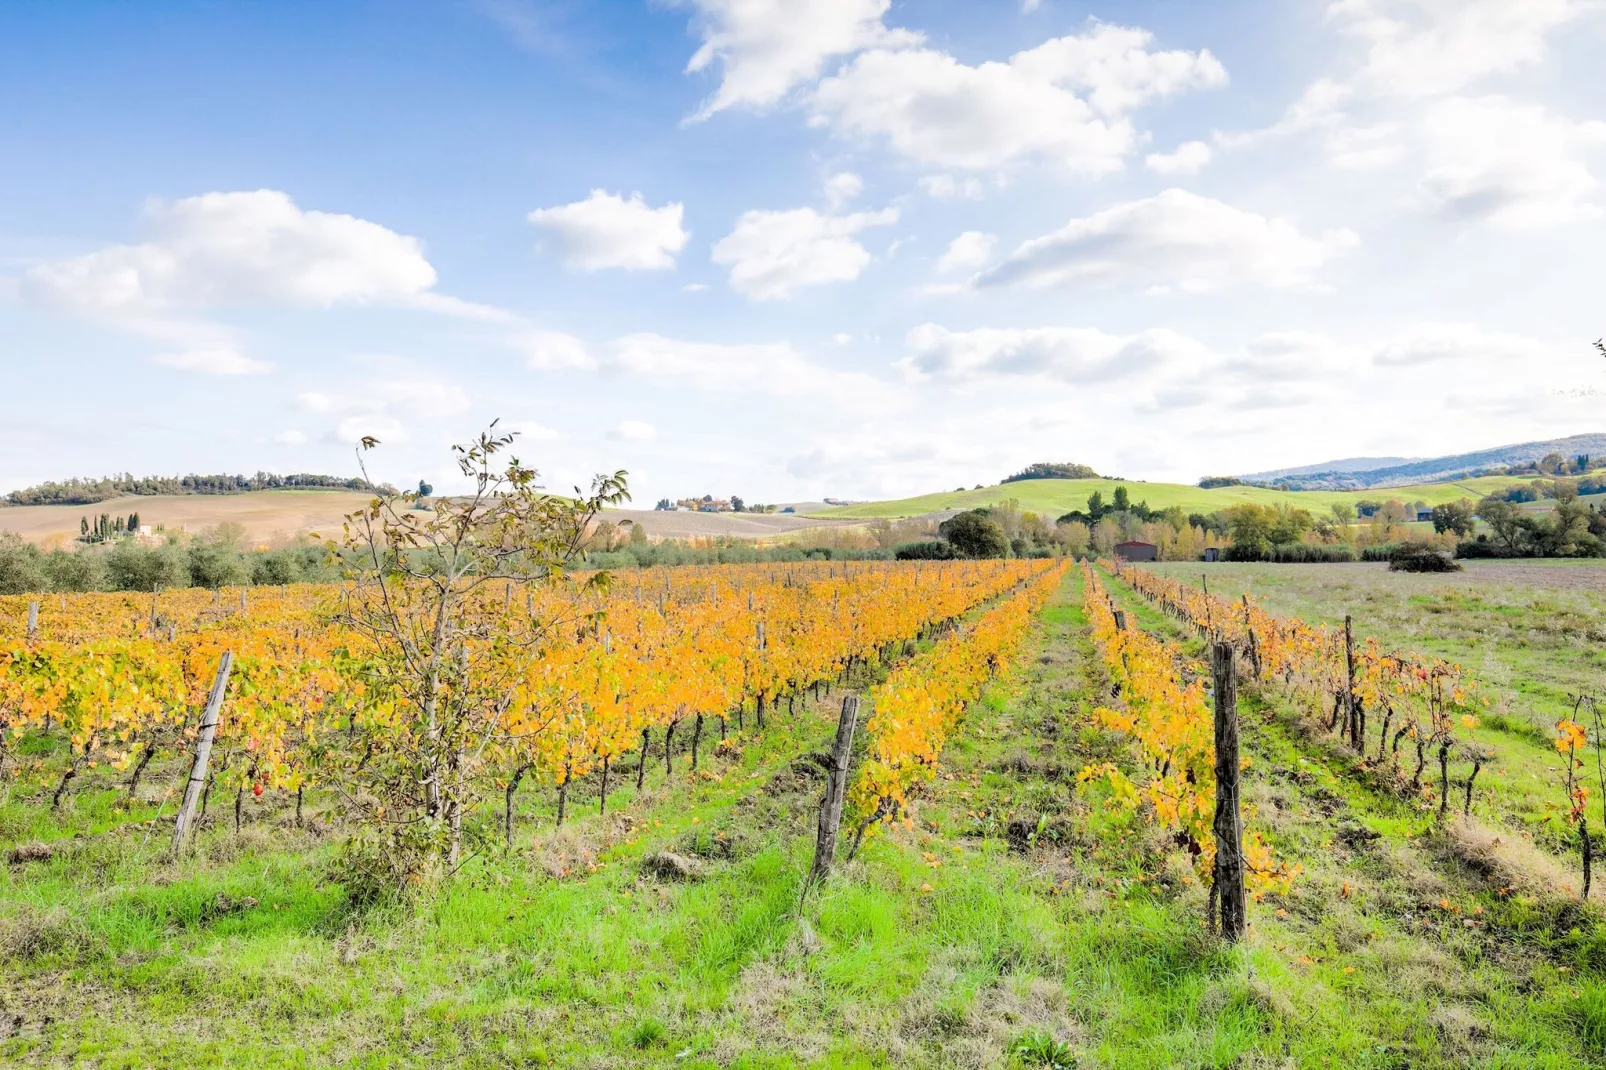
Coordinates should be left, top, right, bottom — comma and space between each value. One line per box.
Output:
1240, 433, 1606, 490
808, 475, 1533, 522
1243, 456, 1417, 481
2, 471, 396, 507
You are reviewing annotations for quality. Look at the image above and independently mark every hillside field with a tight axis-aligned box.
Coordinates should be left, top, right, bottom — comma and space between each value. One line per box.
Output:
0, 493, 853, 548
809, 476, 1533, 521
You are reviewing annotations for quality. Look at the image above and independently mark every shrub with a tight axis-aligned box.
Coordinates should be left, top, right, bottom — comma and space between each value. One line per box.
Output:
938, 511, 1009, 558
0, 532, 47, 594
40, 549, 107, 592
1267, 543, 1356, 563
1388, 544, 1461, 572
894, 540, 960, 560
1360, 544, 1399, 562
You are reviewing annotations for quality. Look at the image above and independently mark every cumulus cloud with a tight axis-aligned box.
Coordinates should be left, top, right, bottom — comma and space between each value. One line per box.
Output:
897, 323, 1213, 383
527, 190, 689, 271
19, 189, 510, 375
23, 190, 441, 314
1329, 0, 1593, 98
682, 0, 922, 119
1145, 140, 1211, 174
810, 22, 1225, 173
1417, 96, 1606, 228
273, 429, 307, 445
153, 348, 273, 375
936, 231, 997, 273
824, 171, 864, 208
610, 420, 657, 442
975, 189, 1358, 292
711, 205, 898, 299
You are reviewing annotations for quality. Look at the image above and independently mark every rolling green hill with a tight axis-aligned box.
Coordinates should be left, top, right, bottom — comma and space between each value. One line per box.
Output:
809, 475, 1532, 520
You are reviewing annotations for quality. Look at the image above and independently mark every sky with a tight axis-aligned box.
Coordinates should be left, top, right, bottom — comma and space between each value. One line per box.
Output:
2, 0, 1604, 505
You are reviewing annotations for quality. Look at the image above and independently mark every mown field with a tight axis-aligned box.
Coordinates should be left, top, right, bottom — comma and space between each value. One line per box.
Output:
3, 567, 1603, 1067
810, 476, 1534, 521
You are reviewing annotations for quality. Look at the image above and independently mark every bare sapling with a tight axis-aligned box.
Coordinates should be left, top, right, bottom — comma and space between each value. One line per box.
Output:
335, 422, 628, 886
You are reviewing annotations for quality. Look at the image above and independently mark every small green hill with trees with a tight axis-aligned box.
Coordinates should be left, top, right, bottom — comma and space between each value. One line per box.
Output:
809, 476, 1535, 521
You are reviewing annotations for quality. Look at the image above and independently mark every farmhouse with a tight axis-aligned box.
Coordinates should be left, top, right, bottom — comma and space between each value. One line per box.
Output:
1114, 540, 1159, 562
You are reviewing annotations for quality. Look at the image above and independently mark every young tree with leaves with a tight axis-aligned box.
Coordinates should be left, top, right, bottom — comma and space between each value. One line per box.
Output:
336, 423, 629, 885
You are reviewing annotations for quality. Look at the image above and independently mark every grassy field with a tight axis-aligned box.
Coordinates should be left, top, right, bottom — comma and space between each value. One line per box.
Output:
3, 569, 1603, 1067
810, 476, 1532, 521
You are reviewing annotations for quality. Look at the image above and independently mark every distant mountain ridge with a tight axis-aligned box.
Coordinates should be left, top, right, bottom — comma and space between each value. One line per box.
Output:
1239, 433, 1606, 490
1243, 456, 1418, 481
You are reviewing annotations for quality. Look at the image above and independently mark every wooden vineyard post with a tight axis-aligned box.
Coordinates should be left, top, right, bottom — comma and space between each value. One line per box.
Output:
170, 652, 234, 853
1241, 595, 1261, 678
1343, 615, 1358, 747
805, 695, 861, 897
26, 600, 39, 641
1112, 609, 1127, 632
1210, 641, 1246, 942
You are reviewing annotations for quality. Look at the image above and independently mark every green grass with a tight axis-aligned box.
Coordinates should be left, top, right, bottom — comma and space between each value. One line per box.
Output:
2, 569, 1602, 1066
809, 476, 1535, 521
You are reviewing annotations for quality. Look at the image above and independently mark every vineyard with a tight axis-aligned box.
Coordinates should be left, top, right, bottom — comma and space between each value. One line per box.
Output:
2, 555, 1604, 1066
0, 560, 1057, 848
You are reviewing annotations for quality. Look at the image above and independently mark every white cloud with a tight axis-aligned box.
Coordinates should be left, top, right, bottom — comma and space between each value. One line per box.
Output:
1329, 0, 1594, 98
711, 205, 898, 299
976, 189, 1359, 292
918, 174, 986, 200
298, 377, 472, 444
519, 329, 595, 371
1417, 96, 1606, 228
1022, 0, 1044, 10
505, 419, 562, 441
606, 332, 886, 398
682, 0, 922, 119
152, 348, 273, 375
898, 322, 1212, 382
824, 171, 863, 208
611, 419, 657, 442
936, 231, 997, 273
831, 332, 853, 345
273, 429, 308, 445
810, 22, 1226, 173
1371, 322, 1555, 367
23, 190, 440, 314
527, 190, 689, 271
1145, 140, 1211, 174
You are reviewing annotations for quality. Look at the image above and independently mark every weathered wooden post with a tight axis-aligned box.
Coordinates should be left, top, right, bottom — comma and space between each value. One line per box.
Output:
1343, 615, 1358, 746
1241, 595, 1261, 678
1112, 609, 1127, 632
806, 695, 861, 896
171, 652, 234, 852
1210, 641, 1246, 941
26, 600, 39, 641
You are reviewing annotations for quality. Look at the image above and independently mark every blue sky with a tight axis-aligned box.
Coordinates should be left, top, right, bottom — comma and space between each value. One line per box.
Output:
3, 0, 1604, 504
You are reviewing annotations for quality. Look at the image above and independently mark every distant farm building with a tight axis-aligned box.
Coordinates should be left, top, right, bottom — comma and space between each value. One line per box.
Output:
1204, 547, 1220, 562
1416, 509, 1433, 522
1114, 541, 1159, 562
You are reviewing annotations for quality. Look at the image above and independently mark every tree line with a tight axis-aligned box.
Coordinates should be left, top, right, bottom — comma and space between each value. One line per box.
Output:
4, 471, 396, 506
